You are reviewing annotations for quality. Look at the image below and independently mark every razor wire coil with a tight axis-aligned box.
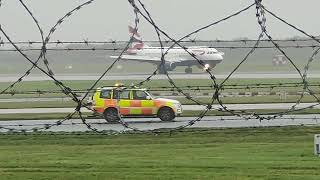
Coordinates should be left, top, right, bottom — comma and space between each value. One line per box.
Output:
0, 0, 319, 133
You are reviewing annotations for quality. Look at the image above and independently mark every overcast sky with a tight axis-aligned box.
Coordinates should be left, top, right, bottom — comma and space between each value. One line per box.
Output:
0, 0, 320, 42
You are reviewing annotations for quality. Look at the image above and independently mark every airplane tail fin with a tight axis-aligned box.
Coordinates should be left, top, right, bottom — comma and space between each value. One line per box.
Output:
127, 25, 144, 54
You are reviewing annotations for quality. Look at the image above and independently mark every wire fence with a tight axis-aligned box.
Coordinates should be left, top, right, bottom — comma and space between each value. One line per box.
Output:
0, 0, 319, 134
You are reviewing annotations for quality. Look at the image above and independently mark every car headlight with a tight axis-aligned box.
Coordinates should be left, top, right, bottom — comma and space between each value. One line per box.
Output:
173, 103, 182, 111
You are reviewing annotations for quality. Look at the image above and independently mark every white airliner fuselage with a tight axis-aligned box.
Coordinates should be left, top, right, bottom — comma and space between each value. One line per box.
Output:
111, 46, 223, 74
110, 26, 224, 74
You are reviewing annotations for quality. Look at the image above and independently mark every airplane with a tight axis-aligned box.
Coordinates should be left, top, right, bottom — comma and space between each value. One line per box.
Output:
110, 26, 224, 74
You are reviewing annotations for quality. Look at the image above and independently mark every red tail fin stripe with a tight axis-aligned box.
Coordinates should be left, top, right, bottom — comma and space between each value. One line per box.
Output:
128, 26, 141, 37
127, 48, 137, 55
132, 43, 144, 50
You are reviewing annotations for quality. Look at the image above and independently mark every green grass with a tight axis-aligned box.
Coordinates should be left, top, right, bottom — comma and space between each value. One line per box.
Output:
0, 113, 90, 121
0, 101, 77, 109
0, 94, 317, 109
0, 78, 319, 93
176, 95, 320, 105
0, 127, 320, 179
0, 79, 319, 104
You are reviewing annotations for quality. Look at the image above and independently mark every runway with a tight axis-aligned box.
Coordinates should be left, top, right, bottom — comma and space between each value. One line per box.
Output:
0, 103, 319, 114
0, 73, 319, 132
0, 114, 319, 132
0, 73, 319, 82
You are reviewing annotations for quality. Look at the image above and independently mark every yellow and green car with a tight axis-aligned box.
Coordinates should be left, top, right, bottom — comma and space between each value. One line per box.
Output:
88, 84, 182, 122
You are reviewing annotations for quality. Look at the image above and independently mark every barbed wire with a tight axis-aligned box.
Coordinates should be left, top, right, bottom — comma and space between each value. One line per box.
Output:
1, 38, 320, 46
0, 0, 97, 132
0, 82, 319, 96
0, 0, 319, 134
1, 44, 320, 52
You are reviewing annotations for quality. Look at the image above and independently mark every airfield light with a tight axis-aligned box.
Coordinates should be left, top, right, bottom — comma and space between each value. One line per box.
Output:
314, 134, 320, 156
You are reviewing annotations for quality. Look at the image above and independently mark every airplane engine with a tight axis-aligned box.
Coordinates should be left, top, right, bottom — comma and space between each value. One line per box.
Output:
164, 62, 177, 71
158, 62, 177, 74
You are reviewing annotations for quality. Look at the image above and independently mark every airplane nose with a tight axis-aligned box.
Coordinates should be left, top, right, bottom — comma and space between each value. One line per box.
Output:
217, 53, 224, 60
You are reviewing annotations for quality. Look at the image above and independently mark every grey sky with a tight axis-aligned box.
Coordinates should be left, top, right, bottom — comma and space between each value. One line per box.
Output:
0, 0, 320, 42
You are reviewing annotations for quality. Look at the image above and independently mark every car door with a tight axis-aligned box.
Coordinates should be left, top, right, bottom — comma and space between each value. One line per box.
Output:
131, 90, 155, 115
113, 89, 131, 116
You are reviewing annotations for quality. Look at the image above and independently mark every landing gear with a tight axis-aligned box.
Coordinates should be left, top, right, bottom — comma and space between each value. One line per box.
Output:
185, 67, 193, 74
158, 66, 166, 74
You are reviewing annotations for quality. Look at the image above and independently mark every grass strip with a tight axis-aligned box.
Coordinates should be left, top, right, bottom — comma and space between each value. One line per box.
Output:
0, 126, 320, 179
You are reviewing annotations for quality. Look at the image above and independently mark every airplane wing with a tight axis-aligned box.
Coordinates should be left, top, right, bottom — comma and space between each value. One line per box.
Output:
110, 55, 181, 65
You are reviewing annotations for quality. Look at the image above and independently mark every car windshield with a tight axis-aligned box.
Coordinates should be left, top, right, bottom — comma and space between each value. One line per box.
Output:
144, 91, 153, 99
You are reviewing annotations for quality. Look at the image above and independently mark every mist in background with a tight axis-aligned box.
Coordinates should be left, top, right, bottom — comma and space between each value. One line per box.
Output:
0, 0, 319, 41
0, 0, 319, 75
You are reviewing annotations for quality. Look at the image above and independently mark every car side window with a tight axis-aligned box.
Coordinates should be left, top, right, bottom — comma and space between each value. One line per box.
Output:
132, 90, 148, 100
120, 90, 130, 99
113, 90, 130, 100
100, 90, 111, 99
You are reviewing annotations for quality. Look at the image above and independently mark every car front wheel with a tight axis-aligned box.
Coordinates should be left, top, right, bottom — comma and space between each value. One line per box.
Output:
103, 108, 120, 123
158, 107, 175, 121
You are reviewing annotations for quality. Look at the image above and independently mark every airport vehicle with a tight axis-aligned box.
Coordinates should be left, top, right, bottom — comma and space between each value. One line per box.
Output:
110, 26, 224, 74
88, 84, 183, 122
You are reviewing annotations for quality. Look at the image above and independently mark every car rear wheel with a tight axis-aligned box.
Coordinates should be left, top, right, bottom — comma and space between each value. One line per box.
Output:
104, 108, 120, 122
158, 107, 175, 121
